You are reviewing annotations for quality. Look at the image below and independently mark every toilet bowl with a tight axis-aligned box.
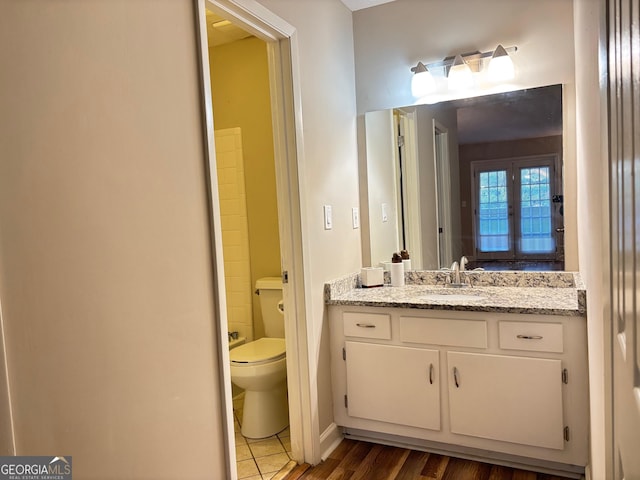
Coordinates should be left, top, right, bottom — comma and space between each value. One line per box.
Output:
230, 276, 288, 439
230, 337, 288, 438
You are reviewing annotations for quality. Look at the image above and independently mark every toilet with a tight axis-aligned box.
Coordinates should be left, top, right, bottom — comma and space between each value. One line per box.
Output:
230, 277, 288, 439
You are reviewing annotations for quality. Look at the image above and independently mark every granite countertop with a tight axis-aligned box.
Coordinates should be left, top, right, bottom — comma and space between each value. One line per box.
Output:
325, 271, 586, 316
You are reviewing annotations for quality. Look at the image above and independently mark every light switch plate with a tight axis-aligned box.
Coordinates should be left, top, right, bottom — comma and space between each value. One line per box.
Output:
352, 207, 360, 229
323, 205, 332, 230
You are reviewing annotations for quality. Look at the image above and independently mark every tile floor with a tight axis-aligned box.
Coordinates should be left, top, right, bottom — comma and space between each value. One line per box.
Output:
234, 396, 293, 480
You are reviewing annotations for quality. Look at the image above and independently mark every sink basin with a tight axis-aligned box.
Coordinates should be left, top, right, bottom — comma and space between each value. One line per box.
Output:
420, 293, 486, 302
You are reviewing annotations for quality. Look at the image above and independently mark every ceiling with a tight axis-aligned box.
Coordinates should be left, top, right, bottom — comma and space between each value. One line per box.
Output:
205, 10, 252, 47
340, 0, 396, 11
453, 85, 563, 145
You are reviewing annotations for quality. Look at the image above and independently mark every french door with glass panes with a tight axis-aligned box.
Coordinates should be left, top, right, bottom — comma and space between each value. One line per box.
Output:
471, 156, 562, 261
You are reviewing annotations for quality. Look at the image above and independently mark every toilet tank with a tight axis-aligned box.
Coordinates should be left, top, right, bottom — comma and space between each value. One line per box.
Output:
256, 277, 284, 338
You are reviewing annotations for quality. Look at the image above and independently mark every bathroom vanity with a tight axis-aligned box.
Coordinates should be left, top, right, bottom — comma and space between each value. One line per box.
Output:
325, 271, 588, 477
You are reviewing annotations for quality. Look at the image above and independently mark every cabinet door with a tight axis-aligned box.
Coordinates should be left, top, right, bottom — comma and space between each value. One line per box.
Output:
345, 341, 440, 430
447, 351, 564, 450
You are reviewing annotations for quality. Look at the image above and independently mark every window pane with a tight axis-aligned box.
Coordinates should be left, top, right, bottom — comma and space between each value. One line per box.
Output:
520, 166, 554, 254
478, 170, 509, 252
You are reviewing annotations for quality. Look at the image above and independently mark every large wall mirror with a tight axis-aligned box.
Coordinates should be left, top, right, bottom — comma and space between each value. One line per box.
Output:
363, 85, 564, 271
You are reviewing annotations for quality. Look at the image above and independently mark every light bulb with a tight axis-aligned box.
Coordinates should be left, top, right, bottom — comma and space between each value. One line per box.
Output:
488, 45, 515, 81
411, 63, 435, 97
448, 55, 473, 90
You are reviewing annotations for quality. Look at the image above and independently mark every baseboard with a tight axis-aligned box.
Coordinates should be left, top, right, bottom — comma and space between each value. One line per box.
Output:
320, 423, 343, 461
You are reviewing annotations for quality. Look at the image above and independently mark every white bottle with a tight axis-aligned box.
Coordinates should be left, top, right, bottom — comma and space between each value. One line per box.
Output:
390, 262, 405, 287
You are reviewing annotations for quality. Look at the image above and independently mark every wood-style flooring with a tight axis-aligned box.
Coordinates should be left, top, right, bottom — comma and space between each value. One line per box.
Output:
283, 439, 576, 480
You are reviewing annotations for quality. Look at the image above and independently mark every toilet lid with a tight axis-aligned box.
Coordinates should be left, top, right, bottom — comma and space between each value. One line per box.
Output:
230, 338, 286, 364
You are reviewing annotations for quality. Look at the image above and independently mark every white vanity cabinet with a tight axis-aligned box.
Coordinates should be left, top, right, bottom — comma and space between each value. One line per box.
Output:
329, 305, 589, 473
345, 341, 441, 431
447, 351, 564, 450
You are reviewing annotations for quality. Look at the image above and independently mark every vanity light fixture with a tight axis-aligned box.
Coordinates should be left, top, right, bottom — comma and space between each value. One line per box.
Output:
410, 62, 436, 97
410, 45, 517, 96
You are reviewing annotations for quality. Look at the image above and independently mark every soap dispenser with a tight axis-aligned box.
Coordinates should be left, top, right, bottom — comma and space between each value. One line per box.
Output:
390, 252, 405, 287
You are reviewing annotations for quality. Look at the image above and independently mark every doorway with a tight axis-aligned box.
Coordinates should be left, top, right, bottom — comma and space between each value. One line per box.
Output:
434, 121, 452, 268
196, 1, 311, 478
206, 15, 292, 479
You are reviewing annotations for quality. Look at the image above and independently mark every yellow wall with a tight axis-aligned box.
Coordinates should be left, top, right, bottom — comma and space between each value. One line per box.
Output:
209, 37, 281, 339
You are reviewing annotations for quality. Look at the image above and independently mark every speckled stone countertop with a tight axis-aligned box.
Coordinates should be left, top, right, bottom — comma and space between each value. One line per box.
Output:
325, 271, 586, 316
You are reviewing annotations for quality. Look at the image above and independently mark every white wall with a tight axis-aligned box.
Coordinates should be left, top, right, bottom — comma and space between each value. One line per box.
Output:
256, 0, 362, 438
0, 2, 227, 478
573, 0, 609, 478
353, 0, 576, 114
364, 110, 400, 267
353, 0, 579, 271
415, 105, 461, 269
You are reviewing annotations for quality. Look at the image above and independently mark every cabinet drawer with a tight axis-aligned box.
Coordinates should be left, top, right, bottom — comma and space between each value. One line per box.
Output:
499, 321, 563, 353
343, 312, 391, 339
399, 316, 487, 348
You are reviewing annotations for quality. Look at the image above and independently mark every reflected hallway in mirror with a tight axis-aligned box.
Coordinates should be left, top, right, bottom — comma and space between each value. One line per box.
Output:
362, 84, 564, 271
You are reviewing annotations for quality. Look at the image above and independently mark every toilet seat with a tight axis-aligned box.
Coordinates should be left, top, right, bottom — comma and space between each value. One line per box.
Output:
230, 337, 285, 366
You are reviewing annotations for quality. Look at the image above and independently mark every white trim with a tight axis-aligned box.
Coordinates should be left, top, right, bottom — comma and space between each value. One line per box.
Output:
200, 0, 317, 468
205, 0, 294, 39
400, 110, 423, 270
0, 297, 16, 455
319, 423, 343, 461
193, 2, 237, 478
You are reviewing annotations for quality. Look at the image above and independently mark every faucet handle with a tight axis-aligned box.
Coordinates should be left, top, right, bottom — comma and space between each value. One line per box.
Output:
460, 256, 468, 271
450, 261, 459, 271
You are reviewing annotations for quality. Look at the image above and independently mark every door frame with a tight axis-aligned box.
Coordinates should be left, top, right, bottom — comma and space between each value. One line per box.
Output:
394, 109, 423, 269
433, 121, 452, 268
194, 0, 314, 476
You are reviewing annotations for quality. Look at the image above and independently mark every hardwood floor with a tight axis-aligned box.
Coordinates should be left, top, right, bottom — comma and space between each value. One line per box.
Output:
283, 439, 576, 480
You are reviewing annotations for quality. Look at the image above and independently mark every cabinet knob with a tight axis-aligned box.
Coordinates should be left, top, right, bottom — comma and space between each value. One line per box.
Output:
429, 364, 434, 384
356, 323, 376, 328
516, 334, 543, 340
453, 367, 460, 388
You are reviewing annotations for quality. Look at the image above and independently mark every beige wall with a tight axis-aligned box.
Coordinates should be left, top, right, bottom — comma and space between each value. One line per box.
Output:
209, 37, 281, 341
0, 1, 227, 478
255, 0, 362, 435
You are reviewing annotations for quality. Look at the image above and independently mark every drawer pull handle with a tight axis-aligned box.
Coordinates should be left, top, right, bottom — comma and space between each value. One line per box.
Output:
429, 363, 434, 384
517, 334, 543, 340
453, 367, 460, 388
356, 323, 376, 328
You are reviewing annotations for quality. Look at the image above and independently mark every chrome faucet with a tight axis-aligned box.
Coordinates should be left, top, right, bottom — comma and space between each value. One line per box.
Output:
449, 256, 470, 287
460, 255, 468, 273
450, 261, 460, 285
